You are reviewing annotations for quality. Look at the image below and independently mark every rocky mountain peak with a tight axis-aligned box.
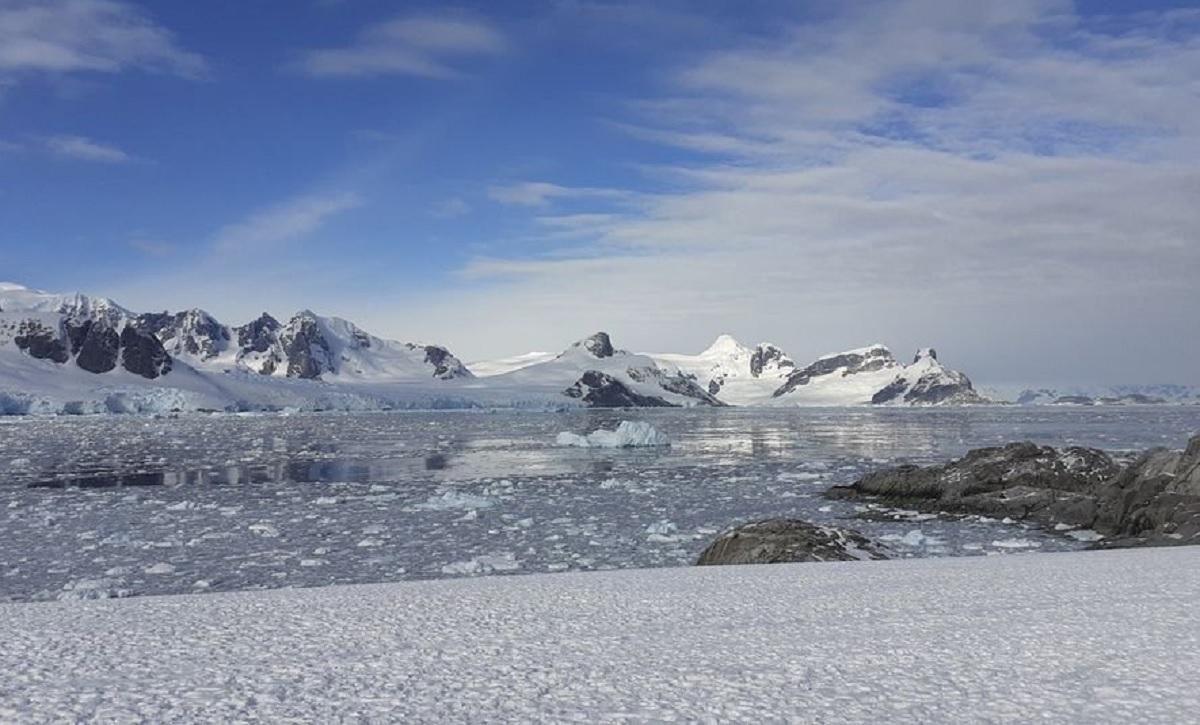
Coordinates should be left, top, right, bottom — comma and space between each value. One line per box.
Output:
575, 332, 615, 359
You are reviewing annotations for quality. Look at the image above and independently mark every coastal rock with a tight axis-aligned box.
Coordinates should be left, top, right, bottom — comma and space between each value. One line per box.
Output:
697, 519, 888, 565
830, 435, 1200, 547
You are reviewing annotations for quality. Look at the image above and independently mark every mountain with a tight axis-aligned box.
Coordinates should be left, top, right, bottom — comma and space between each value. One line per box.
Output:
869, 348, 987, 405
0, 283, 171, 380
983, 384, 1200, 406
650, 334, 796, 405
134, 306, 472, 382
489, 332, 724, 408
15, 280, 1189, 415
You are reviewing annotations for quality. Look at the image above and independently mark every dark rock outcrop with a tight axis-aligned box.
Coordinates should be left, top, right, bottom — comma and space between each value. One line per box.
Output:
829, 435, 1200, 548
119, 325, 172, 379
697, 519, 888, 565
69, 320, 121, 374
564, 370, 675, 408
422, 345, 472, 380
280, 314, 332, 380
749, 344, 794, 378
137, 309, 229, 361
13, 320, 69, 364
575, 332, 615, 359
235, 313, 282, 353
774, 346, 896, 397
626, 366, 726, 406
870, 349, 987, 405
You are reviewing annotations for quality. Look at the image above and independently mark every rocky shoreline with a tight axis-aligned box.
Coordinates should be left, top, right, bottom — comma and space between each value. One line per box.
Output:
699, 433, 1200, 565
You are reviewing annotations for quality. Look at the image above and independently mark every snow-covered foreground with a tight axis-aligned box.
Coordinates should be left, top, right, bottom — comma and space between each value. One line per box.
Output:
1, 547, 1197, 723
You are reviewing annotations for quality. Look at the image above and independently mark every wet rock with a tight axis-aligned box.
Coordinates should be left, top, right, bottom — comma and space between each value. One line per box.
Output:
563, 370, 675, 408
697, 519, 888, 565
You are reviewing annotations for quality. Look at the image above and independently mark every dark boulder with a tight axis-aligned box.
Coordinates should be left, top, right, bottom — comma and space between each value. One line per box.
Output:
697, 519, 888, 565
13, 320, 69, 364
564, 370, 675, 408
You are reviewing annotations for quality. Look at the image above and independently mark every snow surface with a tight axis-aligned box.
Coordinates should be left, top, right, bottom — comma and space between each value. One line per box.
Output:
1, 547, 1198, 722
555, 420, 671, 448
650, 334, 795, 406
467, 351, 557, 377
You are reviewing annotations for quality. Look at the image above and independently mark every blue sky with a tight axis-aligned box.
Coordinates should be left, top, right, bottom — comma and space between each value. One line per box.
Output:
1, 0, 1198, 384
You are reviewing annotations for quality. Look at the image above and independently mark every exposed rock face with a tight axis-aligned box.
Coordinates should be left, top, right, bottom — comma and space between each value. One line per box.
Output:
625, 366, 725, 406
697, 519, 888, 565
13, 320, 68, 364
235, 313, 282, 354
564, 370, 676, 407
279, 313, 332, 380
69, 320, 121, 374
870, 349, 987, 405
137, 309, 229, 361
774, 345, 897, 397
233, 313, 283, 375
829, 435, 1200, 548
422, 345, 471, 380
749, 344, 794, 378
576, 332, 615, 359
119, 325, 172, 379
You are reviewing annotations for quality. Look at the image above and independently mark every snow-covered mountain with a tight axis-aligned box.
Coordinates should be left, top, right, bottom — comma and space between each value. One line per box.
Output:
12, 280, 1188, 415
650, 334, 796, 405
488, 332, 724, 408
648, 337, 984, 406
869, 348, 987, 405
134, 306, 471, 382
982, 384, 1200, 406
0, 283, 171, 380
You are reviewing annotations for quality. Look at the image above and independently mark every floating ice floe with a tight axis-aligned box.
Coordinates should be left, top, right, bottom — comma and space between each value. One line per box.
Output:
440, 553, 521, 575
410, 490, 496, 511
1066, 529, 1105, 542
990, 538, 1041, 549
555, 421, 670, 448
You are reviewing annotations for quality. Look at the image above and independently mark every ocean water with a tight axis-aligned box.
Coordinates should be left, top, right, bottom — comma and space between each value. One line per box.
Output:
2, 406, 1197, 602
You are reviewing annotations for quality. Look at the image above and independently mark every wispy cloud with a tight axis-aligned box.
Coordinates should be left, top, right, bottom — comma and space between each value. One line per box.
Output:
295, 14, 507, 79
488, 181, 630, 207
0, 0, 206, 80
410, 0, 1200, 383
44, 134, 131, 163
212, 192, 362, 255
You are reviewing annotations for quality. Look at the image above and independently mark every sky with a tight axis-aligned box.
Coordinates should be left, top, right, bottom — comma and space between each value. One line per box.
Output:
0, 0, 1197, 386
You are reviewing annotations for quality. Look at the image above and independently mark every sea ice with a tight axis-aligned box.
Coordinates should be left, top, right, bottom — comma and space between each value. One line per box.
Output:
555, 421, 670, 448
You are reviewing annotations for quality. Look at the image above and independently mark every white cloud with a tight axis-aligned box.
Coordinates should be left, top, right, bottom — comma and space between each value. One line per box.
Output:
404, 0, 1200, 384
296, 14, 507, 78
488, 181, 630, 206
0, 0, 206, 79
44, 134, 130, 163
213, 192, 362, 255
